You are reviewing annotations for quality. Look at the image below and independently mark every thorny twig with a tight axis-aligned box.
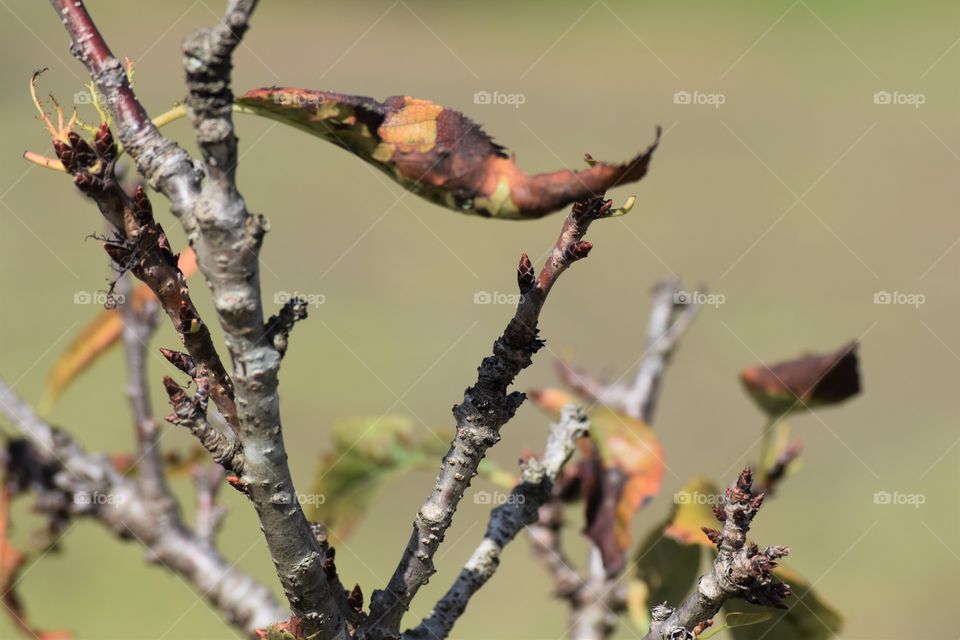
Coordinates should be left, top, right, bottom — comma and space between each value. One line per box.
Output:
406, 405, 590, 640
364, 196, 619, 639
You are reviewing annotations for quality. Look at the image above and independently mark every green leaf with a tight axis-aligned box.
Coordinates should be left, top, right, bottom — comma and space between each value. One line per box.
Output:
723, 565, 843, 640
308, 415, 447, 540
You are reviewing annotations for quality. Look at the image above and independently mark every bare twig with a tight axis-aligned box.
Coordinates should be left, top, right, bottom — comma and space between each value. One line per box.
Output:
643, 468, 791, 640
117, 274, 170, 502
0, 380, 286, 635
406, 405, 589, 640
526, 499, 585, 600
625, 278, 699, 422
193, 463, 228, 545
364, 196, 615, 639
162, 376, 244, 475
555, 277, 698, 421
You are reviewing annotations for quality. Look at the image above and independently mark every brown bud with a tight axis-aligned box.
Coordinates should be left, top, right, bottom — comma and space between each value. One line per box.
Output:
94, 122, 116, 160
737, 467, 753, 492
133, 185, 153, 225
711, 504, 726, 522
159, 348, 197, 378
701, 527, 722, 546
564, 240, 593, 262
68, 131, 96, 168
74, 172, 103, 194
53, 138, 77, 173
162, 375, 187, 406
517, 253, 535, 293
322, 552, 337, 580
103, 242, 131, 265
348, 584, 363, 612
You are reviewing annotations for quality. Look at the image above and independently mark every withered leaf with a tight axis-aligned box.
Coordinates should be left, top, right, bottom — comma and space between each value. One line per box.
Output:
531, 388, 665, 575
740, 341, 860, 418
237, 88, 660, 219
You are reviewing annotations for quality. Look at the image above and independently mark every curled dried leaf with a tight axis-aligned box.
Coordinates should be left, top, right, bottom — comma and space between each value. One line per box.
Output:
237, 88, 660, 219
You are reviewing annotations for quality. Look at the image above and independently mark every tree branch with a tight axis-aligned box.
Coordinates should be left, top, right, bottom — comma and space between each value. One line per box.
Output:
364, 196, 616, 639
52, 126, 238, 428
625, 278, 699, 422
405, 405, 589, 640
117, 273, 170, 502
0, 380, 286, 636
642, 468, 791, 640
49, 3, 347, 634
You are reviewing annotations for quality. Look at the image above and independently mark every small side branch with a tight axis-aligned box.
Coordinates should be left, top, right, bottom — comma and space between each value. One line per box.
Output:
0, 380, 285, 635
162, 375, 244, 475
405, 405, 589, 640
365, 196, 614, 639
556, 277, 698, 421
117, 274, 170, 502
643, 469, 791, 640
625, 278, 699, 422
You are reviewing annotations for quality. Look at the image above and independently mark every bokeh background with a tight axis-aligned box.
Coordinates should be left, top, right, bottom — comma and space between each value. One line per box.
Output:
0, 0, 957, 638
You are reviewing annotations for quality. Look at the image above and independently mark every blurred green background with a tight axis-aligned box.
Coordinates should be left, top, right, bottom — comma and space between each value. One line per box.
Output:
0, 0, 957, 638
